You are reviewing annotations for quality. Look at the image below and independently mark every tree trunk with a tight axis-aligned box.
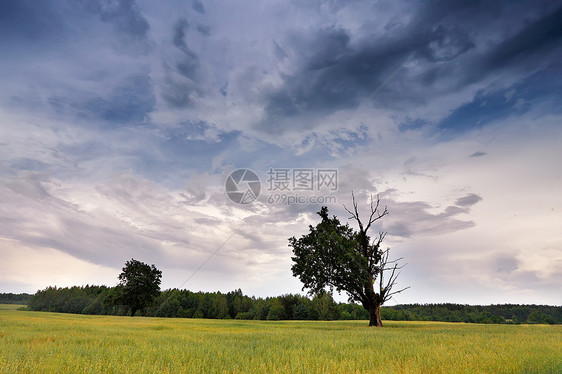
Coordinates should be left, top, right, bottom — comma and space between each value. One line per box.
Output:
130, 307, 137, 317
369, 303, 383, 327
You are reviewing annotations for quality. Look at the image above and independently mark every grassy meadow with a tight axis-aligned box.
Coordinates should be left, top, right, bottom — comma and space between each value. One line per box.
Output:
0, 305, 560, 373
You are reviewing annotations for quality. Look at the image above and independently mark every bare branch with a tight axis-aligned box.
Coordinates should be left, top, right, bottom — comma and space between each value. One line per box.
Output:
377, 245, 409, 303
339, 192, 409, 324
383, 285, 411, 302
343, 191, 365, 233
383, 257, 404, 265
364, 194, 389, 233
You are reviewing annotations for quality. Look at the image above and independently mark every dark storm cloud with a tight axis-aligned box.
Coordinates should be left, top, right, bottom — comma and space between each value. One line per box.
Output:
383, 200, 476, 238
192, 0, 205, 14
79, 74, 155, 125
10, 158, 49, 172
85, 0, 150, 40
36, 73, 155, 128
177, 55, 201, 82
477, 6, 562, 75
0, 1, 64, 42
493, 254, 519, 274
146, 124, 243, 176
455, 193, 483, 207
403, 156, 438, 180
437, 67, 562, 137
273, 41, 288, 60
469, 151, 487, 158
414, 1, 562, 88
160, 18, 202, 108
196, 24, 211, 36
255, 0, 561, 135
258, 26, 410, 133
0, 0, 154, 131
0, 0, 150, 44
415, 24, 475, 63
173, 18, 190, 51
161, 74, 199, 109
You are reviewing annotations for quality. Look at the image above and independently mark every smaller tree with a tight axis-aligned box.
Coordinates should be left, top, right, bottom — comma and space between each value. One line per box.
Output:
106, 259, 162, 316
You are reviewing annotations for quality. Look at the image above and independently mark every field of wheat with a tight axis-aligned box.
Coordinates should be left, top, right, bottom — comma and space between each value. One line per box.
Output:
0, 305, 560, 373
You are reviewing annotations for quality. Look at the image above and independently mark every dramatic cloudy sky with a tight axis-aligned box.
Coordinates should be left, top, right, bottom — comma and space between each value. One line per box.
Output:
1, 0, 561, 305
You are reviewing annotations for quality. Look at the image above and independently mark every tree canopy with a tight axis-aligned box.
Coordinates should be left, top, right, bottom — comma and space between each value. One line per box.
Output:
289, 194, 408, 326
105, 258, 162, 317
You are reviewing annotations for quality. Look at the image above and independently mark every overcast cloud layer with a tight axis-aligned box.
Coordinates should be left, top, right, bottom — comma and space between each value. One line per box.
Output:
1, 0, 561, 305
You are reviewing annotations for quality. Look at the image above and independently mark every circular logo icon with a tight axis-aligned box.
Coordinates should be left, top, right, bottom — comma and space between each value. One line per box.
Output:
225, 169, 261, 204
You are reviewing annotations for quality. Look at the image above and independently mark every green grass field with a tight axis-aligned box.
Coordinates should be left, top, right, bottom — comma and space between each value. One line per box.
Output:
0, 305, 560, 373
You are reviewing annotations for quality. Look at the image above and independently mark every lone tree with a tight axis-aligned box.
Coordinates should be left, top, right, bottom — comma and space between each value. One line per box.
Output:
106, 258, 162, 317
289, 194, 409, 327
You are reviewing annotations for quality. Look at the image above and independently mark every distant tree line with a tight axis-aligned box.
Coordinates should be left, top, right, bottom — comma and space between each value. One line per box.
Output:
0, 292, 32, 304
25, 287, 366, 321
20, 288, 561, 324
380, 303, 561, 325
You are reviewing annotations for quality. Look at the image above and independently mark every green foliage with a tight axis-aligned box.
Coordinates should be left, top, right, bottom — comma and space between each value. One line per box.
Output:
289, 201, 404, 327
311, 292, 338, 320
527, 310, 555, 324
0, 293, 32, 304
27, 285, 113, 314
293, 301, 312, 320
106, 259, 162, 316
266, 298, 285, 320
381, 304, 561, 324
235, 311, 255, 320
338, 302, 370, 320
289, 207, 368, 298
